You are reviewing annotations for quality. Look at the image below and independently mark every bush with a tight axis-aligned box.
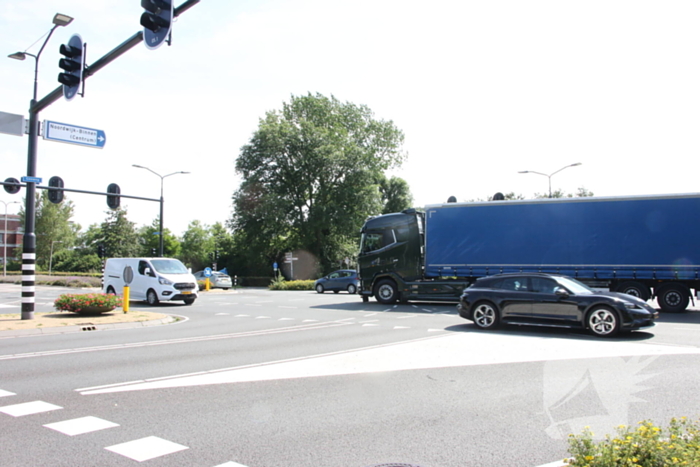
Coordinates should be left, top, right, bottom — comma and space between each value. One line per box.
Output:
567, 418, 700, 466
54, 293, 122, 313
268, 277, 315, 290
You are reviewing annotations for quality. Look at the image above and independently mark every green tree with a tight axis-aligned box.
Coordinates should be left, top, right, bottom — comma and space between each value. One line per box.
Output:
379, 176, 414, 214
180, 220, 214, 271
231, 93, 406, 272
99, 208, 140, 258
16, 191, 78, 269
535, 187, 594, 199
138, 218, 181, 257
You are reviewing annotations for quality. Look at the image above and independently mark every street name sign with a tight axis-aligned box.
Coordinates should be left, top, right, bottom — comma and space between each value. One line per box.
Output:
21, 176, 42, 184
43, 120, 106, 149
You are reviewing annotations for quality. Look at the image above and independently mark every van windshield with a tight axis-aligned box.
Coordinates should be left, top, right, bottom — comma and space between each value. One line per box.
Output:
151, 259, 189, 274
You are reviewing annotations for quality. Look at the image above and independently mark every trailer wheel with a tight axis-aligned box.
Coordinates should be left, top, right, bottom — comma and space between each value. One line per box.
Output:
617, 281, 651, 302
587, 306, 619, 337
471, 301, 499, 330
374, 280, 398, 304
657, 284, 689, 313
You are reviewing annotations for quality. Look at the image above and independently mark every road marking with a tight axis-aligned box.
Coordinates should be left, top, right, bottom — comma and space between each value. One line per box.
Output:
105, 436, 188, 462
394, 326, 410, 329
215, 313, 230, 316
0, 400, 62, 417
255, 316, 272, 319
1, 321, 352, 362
278, 318, 295, 321
44, 416, 119, 436
79, 332, 700, 395
0, 389, 16, 397
214, 462, 250, 467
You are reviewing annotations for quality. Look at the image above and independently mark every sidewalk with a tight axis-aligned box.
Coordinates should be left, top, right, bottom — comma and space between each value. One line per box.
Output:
0, 310, 177, 337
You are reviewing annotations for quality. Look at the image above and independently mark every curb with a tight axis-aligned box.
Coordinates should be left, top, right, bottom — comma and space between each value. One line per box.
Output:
0, 315, 179, 338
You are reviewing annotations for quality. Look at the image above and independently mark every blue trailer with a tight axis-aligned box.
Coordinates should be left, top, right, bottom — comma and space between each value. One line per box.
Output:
357, 193, 700, 312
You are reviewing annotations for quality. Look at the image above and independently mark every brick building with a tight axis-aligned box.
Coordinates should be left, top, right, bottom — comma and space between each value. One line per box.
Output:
1, 214, 22, 266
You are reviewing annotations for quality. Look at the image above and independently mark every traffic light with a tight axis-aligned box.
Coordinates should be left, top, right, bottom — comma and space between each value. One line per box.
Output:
140, 0, 173, 50
58, 34, 85, 101
3, 177, 20, 195
97, 244, 106, 258
215, 250, 219, 260
151, 248, 157, 256
47, 176, 64, 204
107, 183, 120, 209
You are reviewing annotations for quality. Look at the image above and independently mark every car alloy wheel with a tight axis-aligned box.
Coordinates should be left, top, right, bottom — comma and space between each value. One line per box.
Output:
472, 302, 498, 329
587, 307, 619, 337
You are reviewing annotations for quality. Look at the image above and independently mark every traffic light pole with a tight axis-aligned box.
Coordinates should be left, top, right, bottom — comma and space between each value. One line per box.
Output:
17, 0, 200, 320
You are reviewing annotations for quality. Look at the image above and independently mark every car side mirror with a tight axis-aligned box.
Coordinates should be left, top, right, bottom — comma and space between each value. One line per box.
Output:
554, 287, 569, 298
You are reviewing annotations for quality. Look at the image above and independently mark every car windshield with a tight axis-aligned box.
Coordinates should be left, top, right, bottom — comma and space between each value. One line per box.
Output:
557, 276, 594, 295
151, 259, 189, 274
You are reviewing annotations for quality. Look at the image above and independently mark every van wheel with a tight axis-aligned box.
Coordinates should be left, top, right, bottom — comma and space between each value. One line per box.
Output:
106, 286, 116, 295
146, 289, 159, 306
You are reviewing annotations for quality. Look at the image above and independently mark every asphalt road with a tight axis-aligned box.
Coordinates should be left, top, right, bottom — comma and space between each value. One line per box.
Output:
2, 285, 700, 467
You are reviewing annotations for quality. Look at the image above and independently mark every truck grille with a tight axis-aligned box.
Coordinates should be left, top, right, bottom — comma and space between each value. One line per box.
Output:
174, 282, 196, 290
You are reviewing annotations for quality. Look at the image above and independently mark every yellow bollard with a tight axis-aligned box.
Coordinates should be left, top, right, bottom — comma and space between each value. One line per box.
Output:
205, 277, 210, 291
123, 286, 130, 313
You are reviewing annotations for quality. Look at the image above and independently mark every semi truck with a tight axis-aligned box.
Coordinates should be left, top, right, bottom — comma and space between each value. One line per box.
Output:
357, 193, 700, 312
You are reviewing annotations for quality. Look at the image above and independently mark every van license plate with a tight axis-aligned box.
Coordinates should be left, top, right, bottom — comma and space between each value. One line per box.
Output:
182, 291, 191, 295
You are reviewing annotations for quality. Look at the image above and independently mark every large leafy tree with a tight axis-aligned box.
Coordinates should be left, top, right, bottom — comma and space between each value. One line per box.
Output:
138, 218, 181, 257
180, 220, 214, 271
99, 208, 140, 258
231, 93, 406, 272
16, 191, 78, 269
379, 175, 414, 214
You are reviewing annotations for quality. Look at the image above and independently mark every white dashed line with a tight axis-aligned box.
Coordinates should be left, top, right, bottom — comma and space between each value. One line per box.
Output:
44, 416, 119, 436
0, 400, 62, 417
0, 389, 16, 397
105, 436, 188, 462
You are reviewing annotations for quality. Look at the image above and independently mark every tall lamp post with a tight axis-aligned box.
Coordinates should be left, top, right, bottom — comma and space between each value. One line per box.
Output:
1, 200, 21, 277
518, 162, 582, 198
8, 13, 74, 320
132, 165, 190, 257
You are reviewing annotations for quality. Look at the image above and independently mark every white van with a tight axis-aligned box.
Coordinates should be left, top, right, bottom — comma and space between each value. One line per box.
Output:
103, 258, 198, 305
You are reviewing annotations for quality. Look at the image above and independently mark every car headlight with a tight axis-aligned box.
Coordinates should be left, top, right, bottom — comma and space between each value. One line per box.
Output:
158, 276, 173, 286
623, 301, 640, 309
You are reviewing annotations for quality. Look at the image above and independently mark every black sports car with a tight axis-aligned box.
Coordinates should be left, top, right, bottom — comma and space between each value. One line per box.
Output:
457, 273, 658, 337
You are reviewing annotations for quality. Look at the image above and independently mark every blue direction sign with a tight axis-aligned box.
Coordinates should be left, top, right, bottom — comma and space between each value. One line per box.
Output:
203, 267, 213, 278
43, 120, 106, 149
21, 176, 42, 184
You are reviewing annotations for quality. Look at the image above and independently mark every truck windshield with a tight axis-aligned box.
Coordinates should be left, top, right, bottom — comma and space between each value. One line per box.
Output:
151, 259, 189, 274
360, 229, 397, 254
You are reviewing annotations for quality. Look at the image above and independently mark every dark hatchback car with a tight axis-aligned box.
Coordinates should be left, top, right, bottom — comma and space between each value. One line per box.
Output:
315, 269, 359, 294
457, 273, 658, 337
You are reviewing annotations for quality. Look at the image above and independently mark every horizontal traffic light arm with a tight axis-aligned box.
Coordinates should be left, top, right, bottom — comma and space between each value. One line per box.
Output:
0, 180, 159, 203
31, 0, 200, 115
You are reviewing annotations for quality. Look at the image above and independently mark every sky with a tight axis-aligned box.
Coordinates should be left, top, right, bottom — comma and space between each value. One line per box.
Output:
2, 0, 700, 237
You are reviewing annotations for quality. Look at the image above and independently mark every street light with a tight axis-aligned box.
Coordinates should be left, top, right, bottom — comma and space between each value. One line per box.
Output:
8, 12, 73, 320
48, 240, 64, 275
132, 165, 190, 256
1, 200, 21, 277
518, 162, 582, 198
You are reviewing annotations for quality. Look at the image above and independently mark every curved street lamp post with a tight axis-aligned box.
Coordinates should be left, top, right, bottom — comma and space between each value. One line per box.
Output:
8, 13, 74, 319
132, 165, 190, 257
518, 162, 582, 198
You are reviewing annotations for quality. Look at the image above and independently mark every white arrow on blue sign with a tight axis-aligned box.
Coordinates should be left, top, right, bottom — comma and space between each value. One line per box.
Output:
43, 120, 106, 149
